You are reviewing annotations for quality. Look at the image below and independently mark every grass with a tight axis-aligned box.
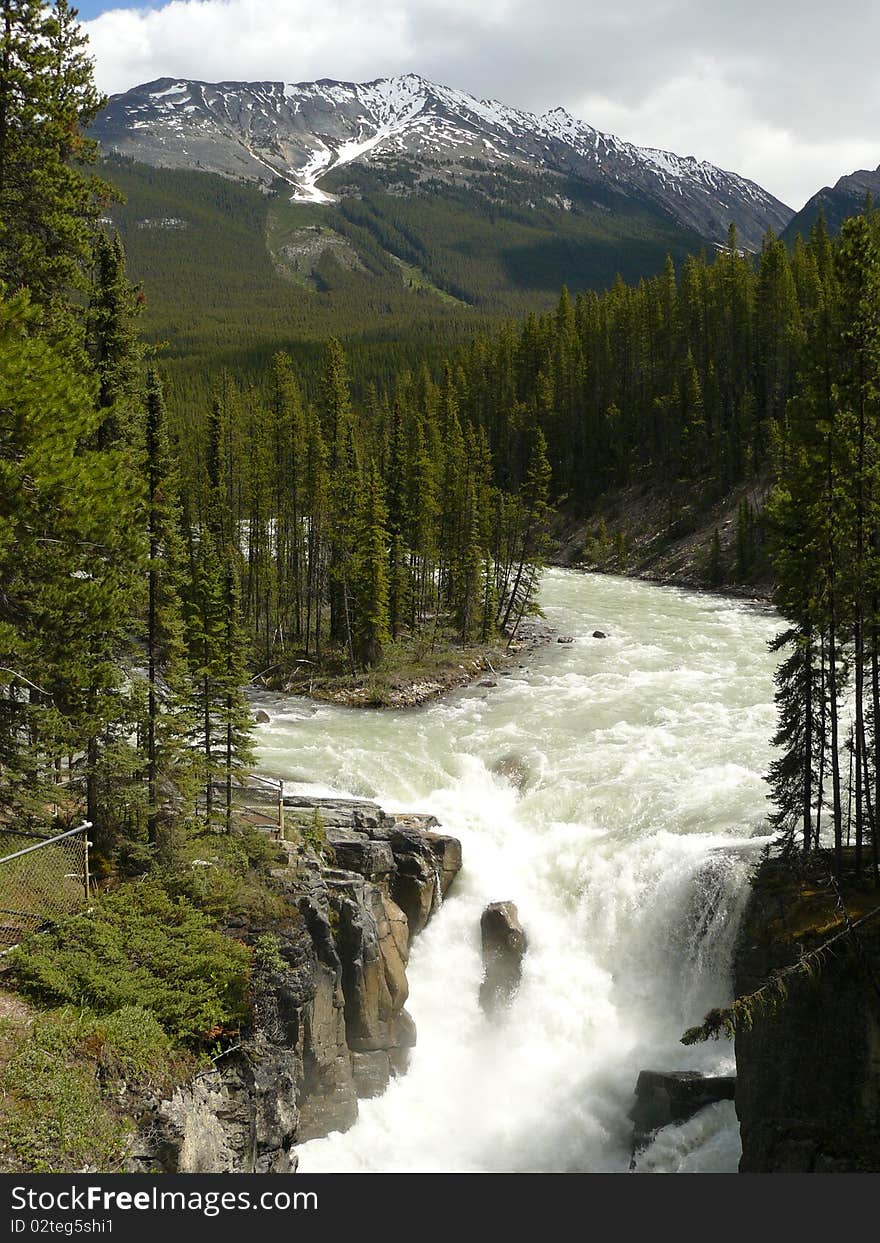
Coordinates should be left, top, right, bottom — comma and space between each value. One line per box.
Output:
0, 1004, 197, 1173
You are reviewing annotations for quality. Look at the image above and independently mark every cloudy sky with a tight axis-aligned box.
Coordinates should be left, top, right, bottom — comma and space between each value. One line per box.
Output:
76, 0, 880, 210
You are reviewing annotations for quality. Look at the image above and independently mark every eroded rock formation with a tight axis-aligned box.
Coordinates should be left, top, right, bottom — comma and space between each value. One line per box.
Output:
131, 797, 460, 1173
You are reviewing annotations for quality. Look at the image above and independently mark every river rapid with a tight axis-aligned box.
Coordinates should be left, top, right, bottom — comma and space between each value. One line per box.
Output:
252, 568, 780, 1173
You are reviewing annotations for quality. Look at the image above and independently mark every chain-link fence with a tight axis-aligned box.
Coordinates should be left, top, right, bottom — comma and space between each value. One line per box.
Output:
204, 776, 285, 837
0, 823, 90, 951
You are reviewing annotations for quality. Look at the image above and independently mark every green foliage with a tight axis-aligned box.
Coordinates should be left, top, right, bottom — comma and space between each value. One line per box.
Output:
0, 1000, 194, 1173
582, 517, 610, 565
765, 211, 880, 870
303, 807, 326, 855
0, 1, 109, 304
0, 285, 142, 823
162, 825, 287, 921
86, 1004, 177, 1086
9, 880, 251, 1043
252, 933, 286, 975
352, 461, 391, 666
0, 1009, 131, 1173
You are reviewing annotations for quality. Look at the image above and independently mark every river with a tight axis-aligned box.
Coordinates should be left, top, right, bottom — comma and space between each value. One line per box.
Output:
252, 568, 780, 1173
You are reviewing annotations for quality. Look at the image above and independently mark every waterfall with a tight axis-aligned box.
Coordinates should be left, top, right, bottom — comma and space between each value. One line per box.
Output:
253, 568, 779, 1173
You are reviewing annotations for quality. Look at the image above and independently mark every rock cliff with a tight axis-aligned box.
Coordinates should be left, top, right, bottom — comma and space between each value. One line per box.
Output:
130, 796, 460, 1173
733, 855, 880, 1172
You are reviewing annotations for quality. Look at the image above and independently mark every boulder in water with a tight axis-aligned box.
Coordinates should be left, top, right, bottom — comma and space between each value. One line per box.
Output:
254, 709, 271, 724
592, 630, 607, 639
629, 1070, 736, 1150
557, 635, 574, 644
490, 753, 530, 791
479, 901, 528, 1015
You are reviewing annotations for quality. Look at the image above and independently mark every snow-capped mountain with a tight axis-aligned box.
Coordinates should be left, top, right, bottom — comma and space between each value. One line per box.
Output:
93, 74, 792, 247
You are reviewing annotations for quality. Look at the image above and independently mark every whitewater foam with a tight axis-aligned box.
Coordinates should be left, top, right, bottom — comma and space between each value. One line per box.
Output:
253, 569, 778, 1172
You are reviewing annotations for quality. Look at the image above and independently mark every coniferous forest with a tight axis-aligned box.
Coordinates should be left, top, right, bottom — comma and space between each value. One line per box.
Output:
0, 1, 555, 871
2, 0, 880, 875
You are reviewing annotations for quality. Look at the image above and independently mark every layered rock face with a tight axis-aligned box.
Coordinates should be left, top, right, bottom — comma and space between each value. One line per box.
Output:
131, 797, 460, 1173
733, 858, 880, 1173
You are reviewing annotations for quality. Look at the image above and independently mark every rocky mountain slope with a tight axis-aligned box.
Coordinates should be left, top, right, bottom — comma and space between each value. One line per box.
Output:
782, 163, 880, 243
93, 73, 792, 249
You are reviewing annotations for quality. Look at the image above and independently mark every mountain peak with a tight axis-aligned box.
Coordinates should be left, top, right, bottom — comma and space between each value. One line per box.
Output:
93, 73, 792, 246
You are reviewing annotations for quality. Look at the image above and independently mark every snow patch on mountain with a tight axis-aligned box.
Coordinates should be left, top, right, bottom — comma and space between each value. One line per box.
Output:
93, 73, 794, 247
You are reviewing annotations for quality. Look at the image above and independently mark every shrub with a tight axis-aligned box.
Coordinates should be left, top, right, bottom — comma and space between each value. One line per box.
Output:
160, 826, 287, 921
0, 1013, 130, 1173
304, 807, 326, 854
87, 1006, 179, 1089
10, 881, 250, 1045
252, 933, 286, 974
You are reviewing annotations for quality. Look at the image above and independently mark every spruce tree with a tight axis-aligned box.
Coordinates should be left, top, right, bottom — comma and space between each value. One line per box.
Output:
0, 287, 140, 826
143, 368, 195, 851
351, 461, 390, 668
0, 1, 108, 304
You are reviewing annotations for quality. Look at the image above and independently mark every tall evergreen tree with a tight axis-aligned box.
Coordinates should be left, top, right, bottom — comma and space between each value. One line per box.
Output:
0, 1, 108, 304
143, 368, 195, 851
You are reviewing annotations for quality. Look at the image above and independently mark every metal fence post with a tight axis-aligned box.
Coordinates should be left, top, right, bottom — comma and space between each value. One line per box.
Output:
80, 819, 93, 900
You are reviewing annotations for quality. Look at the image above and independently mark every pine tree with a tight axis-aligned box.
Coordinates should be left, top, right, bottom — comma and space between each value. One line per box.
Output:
385, 401, 409, 639
219, 556, 254, 832
351, 461, 390, 668
835, 217, 880, 878
0, 1, 108, 304
79, 226, 146, 843
500, 426, 550, 635
143, 368, 195, 852
184, 529, 226, 826
87, 230, 144, 447
0, 287, 140, 826
321, 338, 356, 648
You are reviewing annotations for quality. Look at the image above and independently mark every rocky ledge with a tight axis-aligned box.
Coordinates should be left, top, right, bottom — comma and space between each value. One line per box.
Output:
129, 797, 460, 1173
629, 1070, 735, 1154
733, 854, 880, 1172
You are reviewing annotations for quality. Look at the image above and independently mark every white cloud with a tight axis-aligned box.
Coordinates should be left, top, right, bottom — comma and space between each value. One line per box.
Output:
82, 0, 880, 210
84, 1, 418, 93
572, 65, 880, 211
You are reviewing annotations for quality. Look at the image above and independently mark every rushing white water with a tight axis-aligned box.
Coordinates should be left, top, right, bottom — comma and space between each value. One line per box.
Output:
252, 568, 780, 1173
